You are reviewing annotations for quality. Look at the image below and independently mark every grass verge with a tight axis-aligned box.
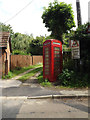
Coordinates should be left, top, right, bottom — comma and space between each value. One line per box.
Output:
18, 67, 43, 82
2, 63, 43, 79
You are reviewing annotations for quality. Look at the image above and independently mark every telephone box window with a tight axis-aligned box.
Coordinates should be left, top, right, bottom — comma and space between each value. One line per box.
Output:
44, 47, 50, 75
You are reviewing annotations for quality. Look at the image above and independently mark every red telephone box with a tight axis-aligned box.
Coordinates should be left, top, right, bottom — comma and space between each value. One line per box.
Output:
43, 39, 62, 82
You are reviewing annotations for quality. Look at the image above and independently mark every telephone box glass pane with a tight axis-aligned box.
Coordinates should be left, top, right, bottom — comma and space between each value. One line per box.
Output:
44, 47, 50, 75
54, 47, 60, 75
54, 51, 60, 54
45, 54, 49, 57
45, 51, 49, 54
54, 47, 60, 51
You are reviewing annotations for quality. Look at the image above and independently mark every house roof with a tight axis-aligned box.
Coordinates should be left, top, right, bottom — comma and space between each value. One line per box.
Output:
0, 32, 12, 52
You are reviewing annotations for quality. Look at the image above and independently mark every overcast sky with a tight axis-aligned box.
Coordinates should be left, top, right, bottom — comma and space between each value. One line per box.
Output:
0, 0, 89, 37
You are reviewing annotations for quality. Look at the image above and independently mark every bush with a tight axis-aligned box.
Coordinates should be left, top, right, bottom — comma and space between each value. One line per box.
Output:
12, 50, 31, 55
58, 69, 89, 87
29, 36, 44, 55
58, 69, 74, 86
63, 59, 74, 71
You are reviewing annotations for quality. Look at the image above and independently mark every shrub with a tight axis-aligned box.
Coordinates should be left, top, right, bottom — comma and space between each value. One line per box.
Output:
12, 50, 31, 55
58, 69, 89, 87
58, 69, 74, 86
63, 59, 74, 71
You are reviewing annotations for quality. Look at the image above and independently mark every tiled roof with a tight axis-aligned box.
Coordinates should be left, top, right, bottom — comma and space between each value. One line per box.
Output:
0, 32, 10, 48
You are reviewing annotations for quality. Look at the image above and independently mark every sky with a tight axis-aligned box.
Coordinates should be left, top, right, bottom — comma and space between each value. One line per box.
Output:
0, 0, 89, 37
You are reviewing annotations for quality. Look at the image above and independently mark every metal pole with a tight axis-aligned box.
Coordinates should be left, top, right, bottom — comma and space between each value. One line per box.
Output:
76, 0, 82, 26
76, 0, 82, 71
88, 1, 90, 23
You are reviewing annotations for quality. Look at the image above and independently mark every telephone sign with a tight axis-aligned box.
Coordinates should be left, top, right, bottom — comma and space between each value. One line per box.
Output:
43, 39, 62, 82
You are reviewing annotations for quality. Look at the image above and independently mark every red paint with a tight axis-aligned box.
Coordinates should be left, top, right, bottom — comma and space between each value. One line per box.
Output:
43, 39, 63, 82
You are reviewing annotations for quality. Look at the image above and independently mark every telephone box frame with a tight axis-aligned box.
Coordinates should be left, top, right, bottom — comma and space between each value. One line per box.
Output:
43, 39, 62, 82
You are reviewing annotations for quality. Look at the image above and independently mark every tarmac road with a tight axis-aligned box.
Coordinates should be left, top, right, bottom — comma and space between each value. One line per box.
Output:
2, 84, 62, 97
0, 71, 89, 119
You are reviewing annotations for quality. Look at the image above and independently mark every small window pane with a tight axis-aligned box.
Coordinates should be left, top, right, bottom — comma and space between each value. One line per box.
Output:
45, 54, 49, 57
54, 51, 60, 54
54, 47, 60, 51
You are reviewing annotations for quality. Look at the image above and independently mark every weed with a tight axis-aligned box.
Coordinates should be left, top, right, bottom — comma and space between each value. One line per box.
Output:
41, 79, 52, 87
2, 72, 13, 79
37, 71, 51, 87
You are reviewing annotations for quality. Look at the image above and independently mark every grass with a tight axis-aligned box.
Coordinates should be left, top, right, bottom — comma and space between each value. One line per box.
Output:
18, 67, 43, 82
37, 71, 52, 87
2, 63, 43, 79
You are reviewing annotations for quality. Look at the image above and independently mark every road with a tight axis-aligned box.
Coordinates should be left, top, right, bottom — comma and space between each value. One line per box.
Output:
0, 72, 89, 119
1, 97, 88, 118
2, 84, 62, 97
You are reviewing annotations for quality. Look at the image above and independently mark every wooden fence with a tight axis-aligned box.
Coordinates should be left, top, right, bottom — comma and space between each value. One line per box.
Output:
11, 52, 71, 70
11, 55, 43, 70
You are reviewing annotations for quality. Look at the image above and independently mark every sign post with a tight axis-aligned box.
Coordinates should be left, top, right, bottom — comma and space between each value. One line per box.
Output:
71, 40, 80, 59
70, 40, 80, 71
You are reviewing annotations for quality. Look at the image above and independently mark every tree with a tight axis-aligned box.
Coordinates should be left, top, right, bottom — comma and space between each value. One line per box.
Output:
42, 0, 75, 42
11, 32, 33, 53
29, 36, 45, 55
71, 22, 90, 40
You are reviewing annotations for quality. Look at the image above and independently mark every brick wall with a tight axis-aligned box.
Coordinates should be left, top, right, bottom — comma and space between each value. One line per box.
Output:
11, 55, 43, 70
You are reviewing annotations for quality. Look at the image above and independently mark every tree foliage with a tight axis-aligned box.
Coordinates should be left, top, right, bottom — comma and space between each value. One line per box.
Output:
0, 22, 51, 55
11, 32, 33, 53
29, 36, 45, 55
71, 22, 90, 60
71, 22, 90, 40
42, 0, 75, 42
